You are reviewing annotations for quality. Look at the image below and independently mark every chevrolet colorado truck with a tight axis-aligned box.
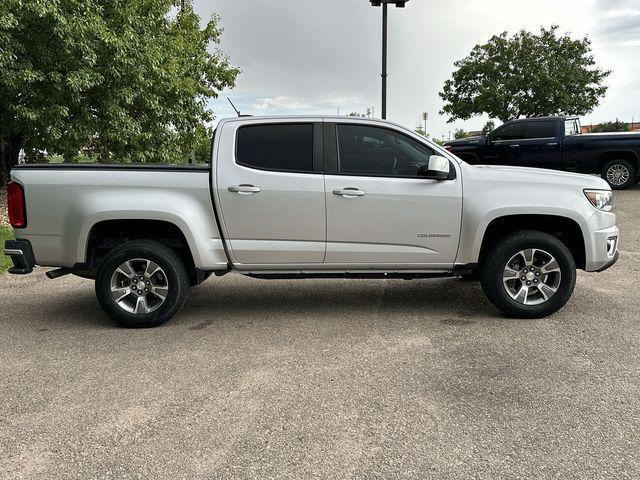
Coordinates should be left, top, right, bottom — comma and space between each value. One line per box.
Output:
4, 116, 619, 327
444, 116, 640, 189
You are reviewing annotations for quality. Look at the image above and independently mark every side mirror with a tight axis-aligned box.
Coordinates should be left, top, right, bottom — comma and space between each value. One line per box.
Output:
419, 155, 450, 180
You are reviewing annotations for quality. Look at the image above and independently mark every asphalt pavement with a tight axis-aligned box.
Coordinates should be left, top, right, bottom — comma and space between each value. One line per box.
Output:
1, 187, 639, 479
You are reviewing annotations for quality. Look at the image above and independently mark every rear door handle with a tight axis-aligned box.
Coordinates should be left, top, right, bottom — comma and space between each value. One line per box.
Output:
228, 184, 261, 194
546, 142, 559, 146
333, 188, 366, 198
509, 144, 520, 148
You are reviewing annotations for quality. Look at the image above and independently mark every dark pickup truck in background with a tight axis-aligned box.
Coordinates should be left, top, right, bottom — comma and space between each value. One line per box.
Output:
444, 116, 640, 189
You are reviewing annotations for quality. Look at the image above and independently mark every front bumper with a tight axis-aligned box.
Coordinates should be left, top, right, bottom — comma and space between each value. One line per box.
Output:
595, 250, 619, 273
585, 224, 619, 272
3, 239, 35, 274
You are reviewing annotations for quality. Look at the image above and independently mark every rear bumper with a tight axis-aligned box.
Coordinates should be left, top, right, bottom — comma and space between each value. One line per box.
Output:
3, 239, 36, 274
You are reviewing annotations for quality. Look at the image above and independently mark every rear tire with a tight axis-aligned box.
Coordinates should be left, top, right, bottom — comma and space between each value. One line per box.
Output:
601, 159, 636, 190
481, 231, 576, 319
95, 240, 189, 328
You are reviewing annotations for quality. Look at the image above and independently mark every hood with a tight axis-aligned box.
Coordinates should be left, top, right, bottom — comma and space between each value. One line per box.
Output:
472, 164, 611, 190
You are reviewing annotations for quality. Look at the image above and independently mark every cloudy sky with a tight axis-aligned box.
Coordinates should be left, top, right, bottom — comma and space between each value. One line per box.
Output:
196, 0, 640, 139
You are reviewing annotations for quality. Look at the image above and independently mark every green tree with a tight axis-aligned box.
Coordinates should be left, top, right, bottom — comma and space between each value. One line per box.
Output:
0, 0, 239, 180
440, 26, 610, 123
482, 120, 496, 136
454, 129, 470, 140
590, 120, 630, 133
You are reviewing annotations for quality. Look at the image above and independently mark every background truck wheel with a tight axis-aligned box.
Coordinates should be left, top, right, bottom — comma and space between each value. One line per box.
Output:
602, 159, 636, 190
480, 231, 576, 319
95, 240, 189, 328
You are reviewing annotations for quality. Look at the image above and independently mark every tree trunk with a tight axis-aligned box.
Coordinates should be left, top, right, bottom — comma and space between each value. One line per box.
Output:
1, 135, 22, 184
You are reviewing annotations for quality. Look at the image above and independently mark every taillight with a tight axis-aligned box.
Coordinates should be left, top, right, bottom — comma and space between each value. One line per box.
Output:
7, 181, 26, 228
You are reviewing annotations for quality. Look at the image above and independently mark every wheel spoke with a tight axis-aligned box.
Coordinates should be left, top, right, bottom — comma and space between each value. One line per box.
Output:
134, 296, 150, 315
541, 259, 560, 275
514, 285, 529, 304
111, 286, 131, 302
538, 283, 557, 300
522, 249, 535, 266
503, 267, 519, 283
116, 261, 135, 279
144, 260, 161, 278
151, 286, 168, 301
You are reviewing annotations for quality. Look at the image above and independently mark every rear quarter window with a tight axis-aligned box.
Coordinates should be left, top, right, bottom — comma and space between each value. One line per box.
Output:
236, 124, 314, 173
526, 121, 556, 139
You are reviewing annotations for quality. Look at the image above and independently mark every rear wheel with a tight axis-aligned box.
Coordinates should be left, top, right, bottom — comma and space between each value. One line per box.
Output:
602, 159, 636, 190
95, 240, 189, 328
481, 231, 576, 319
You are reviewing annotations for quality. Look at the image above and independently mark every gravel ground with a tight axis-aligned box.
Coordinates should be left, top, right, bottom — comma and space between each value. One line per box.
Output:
0, 187, 638, 479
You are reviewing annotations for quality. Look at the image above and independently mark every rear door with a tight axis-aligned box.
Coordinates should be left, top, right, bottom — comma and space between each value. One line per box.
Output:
323, 122, 462, 268
518, 120, 562, 169
215, 120, 326, 266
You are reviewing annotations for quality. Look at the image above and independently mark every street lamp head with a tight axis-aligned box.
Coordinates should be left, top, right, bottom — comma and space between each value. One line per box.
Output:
370, 0, 409, 7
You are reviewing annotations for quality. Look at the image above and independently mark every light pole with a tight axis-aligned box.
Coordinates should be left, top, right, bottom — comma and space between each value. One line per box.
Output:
369, 0, 409, 119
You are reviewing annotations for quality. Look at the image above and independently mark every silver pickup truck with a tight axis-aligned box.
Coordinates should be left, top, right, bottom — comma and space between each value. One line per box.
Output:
4, 116, 619, 327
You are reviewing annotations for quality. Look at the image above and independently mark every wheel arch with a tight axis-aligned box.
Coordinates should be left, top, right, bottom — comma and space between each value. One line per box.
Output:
598, 150, 640, 175
477, 214, 586, 270
82, 218, 200, 284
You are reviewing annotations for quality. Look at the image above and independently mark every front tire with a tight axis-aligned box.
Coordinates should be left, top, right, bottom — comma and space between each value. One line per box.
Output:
481, 231, 576, 319
602, 159, 636, 190
95, 240, 189, 328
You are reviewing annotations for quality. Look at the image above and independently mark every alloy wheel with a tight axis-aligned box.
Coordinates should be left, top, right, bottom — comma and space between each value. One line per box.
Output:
502, 248, 561, 306
606, 164, 630, 187
110, 258, 169, 314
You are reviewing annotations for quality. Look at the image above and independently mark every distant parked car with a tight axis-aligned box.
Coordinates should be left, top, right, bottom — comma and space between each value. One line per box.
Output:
444, 116, 640, 189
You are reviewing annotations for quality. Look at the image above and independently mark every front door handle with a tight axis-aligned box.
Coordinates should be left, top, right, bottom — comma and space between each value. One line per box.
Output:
509, 144, 520, 148
229, 184, 261, 194
333, 188, 366, 198
546, 142, 559, 146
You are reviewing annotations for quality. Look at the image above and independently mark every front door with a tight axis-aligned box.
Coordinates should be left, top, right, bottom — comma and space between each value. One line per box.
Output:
518, 120, 562, 169
323, 123, 462, 269
215, 121, 326, 266
485, 121, 525, 166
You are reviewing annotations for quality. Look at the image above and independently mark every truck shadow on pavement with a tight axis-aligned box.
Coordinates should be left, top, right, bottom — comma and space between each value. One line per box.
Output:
32, 276, 524, 329
180, 277, 501, 330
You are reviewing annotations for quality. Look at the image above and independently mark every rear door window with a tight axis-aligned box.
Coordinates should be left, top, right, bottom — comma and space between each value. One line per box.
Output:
236, 124, 314, 173
526, 121, 556, 139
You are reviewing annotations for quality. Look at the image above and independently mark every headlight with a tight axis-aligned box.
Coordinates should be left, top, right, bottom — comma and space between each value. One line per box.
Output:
584, 189, 614, 212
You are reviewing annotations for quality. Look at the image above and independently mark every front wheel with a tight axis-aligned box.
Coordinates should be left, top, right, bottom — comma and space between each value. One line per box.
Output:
481, 231, 576, 319
602, 159, 636, 190
95, 240, 189, 328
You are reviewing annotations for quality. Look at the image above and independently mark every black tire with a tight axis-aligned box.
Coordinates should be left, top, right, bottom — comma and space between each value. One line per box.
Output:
95, 240, 189, 328
601, 159, 636, 190
480, 231, 576, 319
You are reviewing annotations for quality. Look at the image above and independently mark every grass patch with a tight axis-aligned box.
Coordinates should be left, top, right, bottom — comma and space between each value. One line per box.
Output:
1, 226, 14, 274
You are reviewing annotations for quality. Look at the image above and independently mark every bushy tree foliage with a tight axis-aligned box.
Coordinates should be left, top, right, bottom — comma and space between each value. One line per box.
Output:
440, 26, 610, 123
482, 120, 496, 136
590, 120, 630, 133
0, 0, 239, 179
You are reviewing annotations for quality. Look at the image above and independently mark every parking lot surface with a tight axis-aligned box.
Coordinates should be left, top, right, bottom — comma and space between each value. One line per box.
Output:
1, 187, 639, 479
